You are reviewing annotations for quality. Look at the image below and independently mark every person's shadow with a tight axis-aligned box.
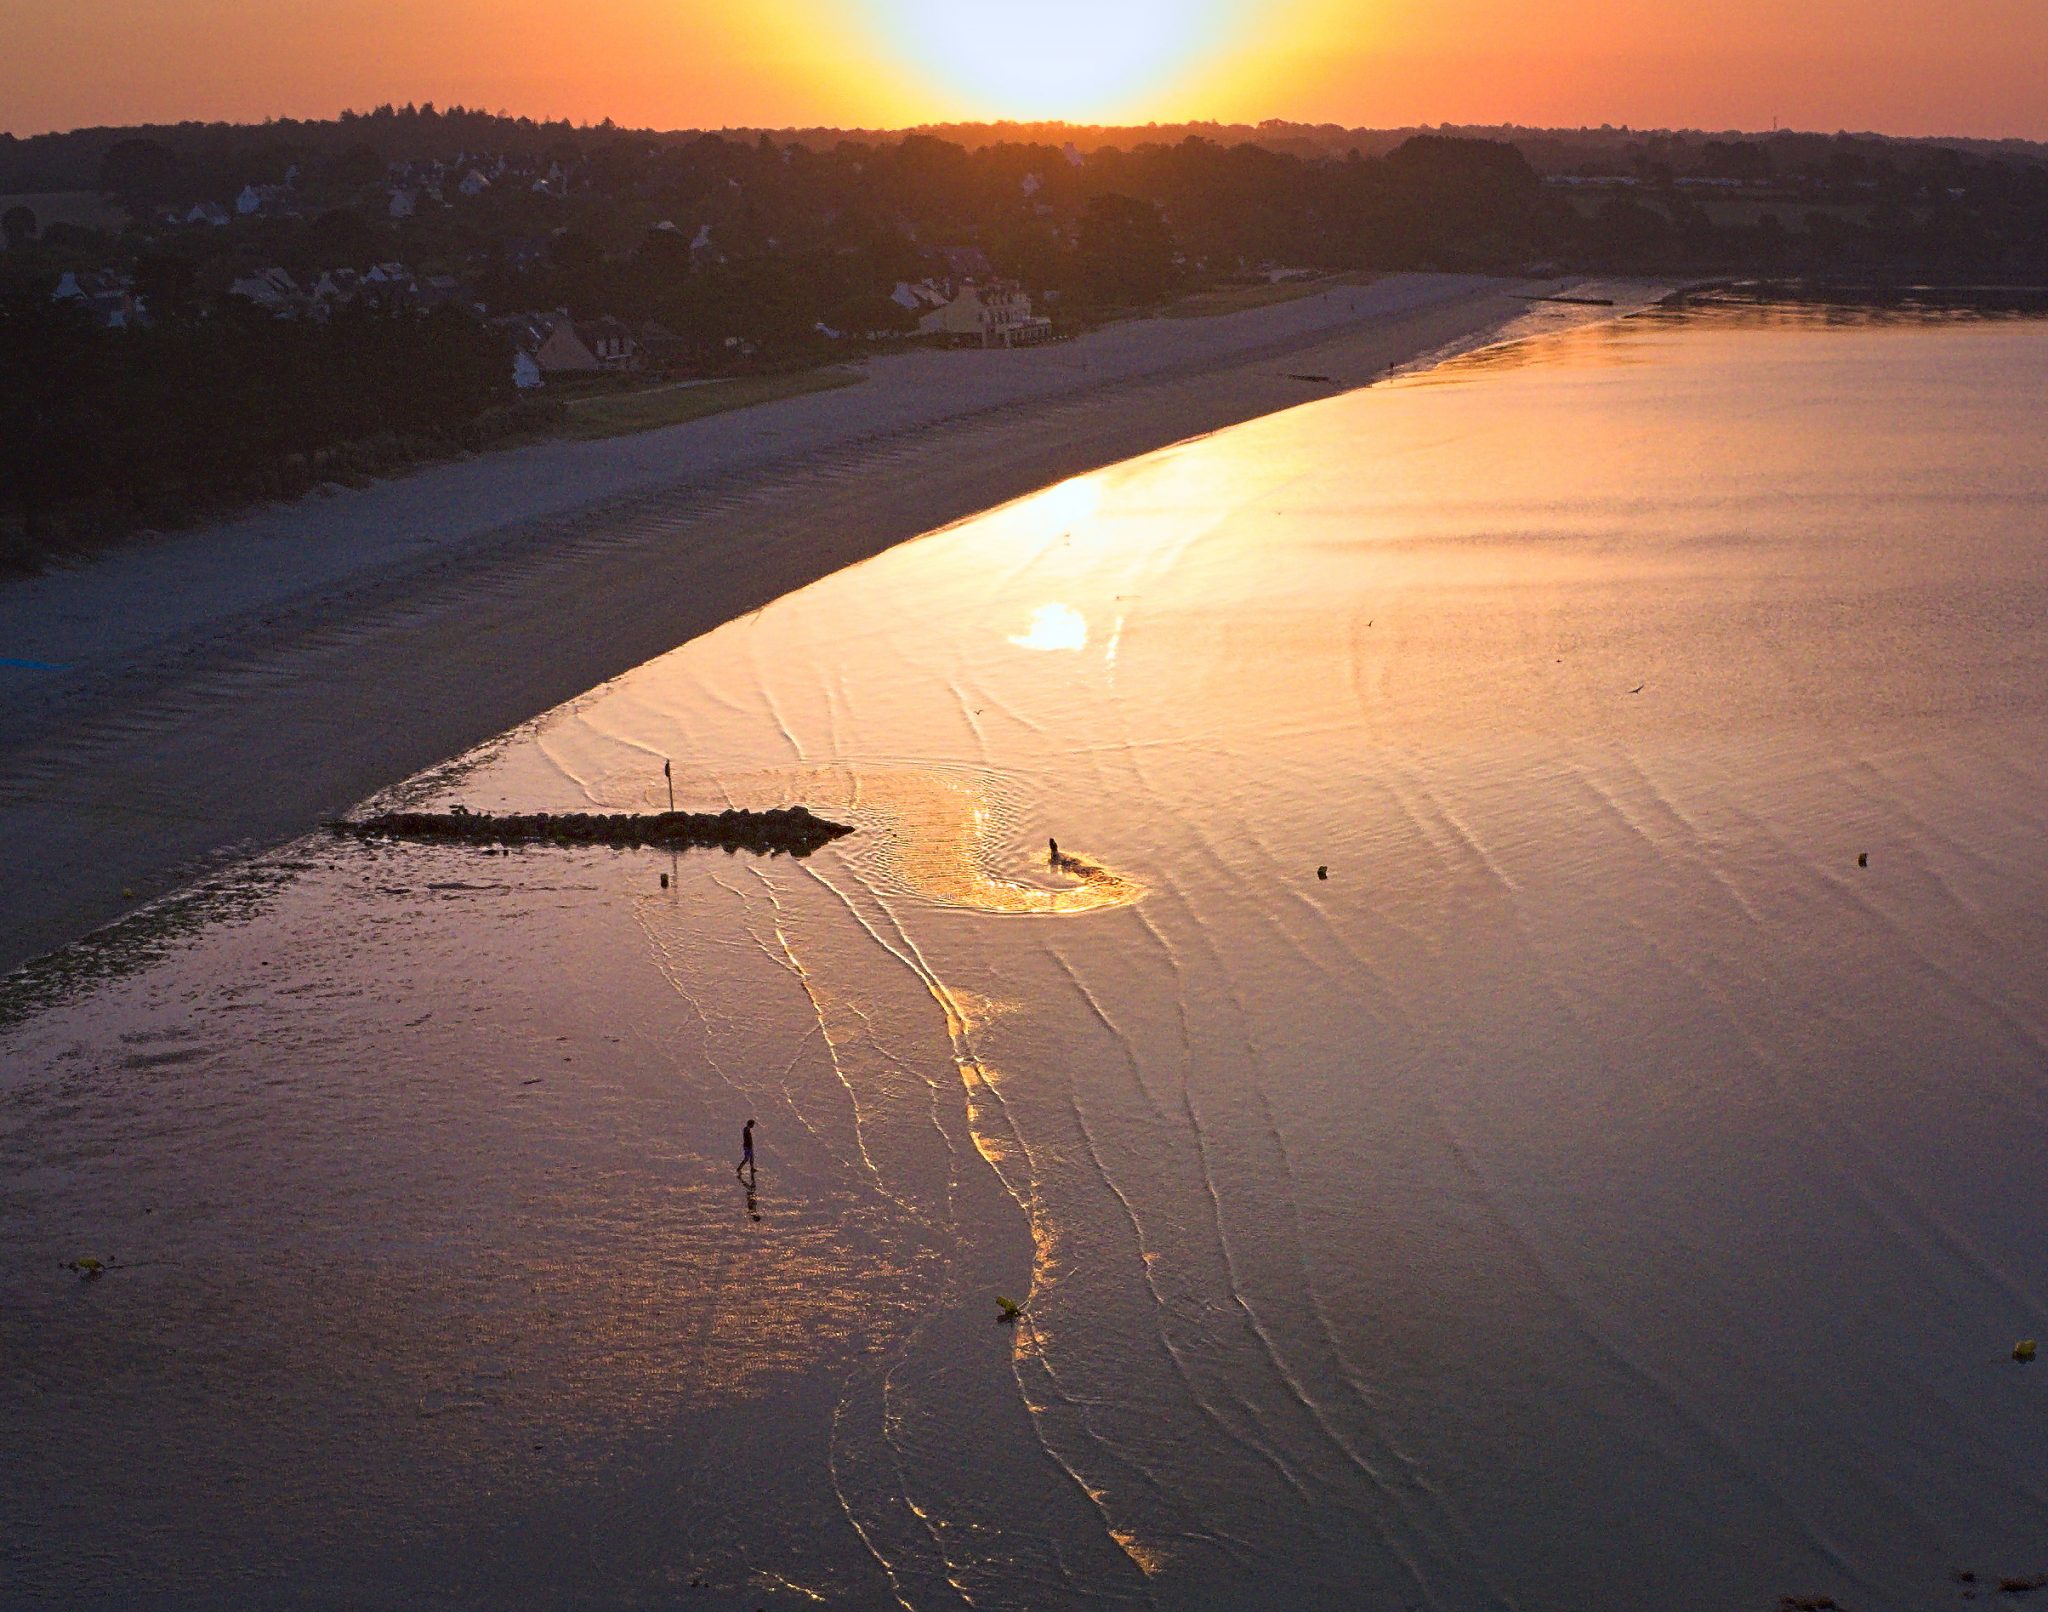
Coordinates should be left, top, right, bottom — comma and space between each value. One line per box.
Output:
743, 1175, 761, 1223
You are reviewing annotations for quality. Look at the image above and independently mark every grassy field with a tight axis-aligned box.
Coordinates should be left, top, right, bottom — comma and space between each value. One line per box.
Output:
1556, 191, 1879, 228
555, 367, 867, 441
1162, 271, 1376, 319
0, 190, 129, 233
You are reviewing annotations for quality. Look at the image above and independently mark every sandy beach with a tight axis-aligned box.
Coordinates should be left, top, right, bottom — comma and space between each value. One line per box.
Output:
0, 271, 1603, 976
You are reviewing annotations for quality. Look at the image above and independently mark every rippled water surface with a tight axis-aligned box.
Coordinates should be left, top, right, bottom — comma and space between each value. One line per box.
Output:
9, 304, 2048, 1611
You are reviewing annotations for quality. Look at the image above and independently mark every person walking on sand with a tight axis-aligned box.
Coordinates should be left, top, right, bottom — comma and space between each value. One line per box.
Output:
737, 1118, 756, 1181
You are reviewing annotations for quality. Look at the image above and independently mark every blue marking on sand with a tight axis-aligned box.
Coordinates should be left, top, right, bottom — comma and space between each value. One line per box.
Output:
0, 657, 70, 670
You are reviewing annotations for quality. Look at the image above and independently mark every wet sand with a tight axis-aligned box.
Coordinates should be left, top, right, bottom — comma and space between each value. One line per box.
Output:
0, 273, 1602, 975
7, 304, 2046, 1610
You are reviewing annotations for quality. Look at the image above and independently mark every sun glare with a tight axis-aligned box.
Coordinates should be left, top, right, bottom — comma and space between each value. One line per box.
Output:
854, 0, 1235, 119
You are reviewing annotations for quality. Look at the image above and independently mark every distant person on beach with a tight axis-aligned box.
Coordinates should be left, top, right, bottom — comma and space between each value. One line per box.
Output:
737, 1118, 756, 1180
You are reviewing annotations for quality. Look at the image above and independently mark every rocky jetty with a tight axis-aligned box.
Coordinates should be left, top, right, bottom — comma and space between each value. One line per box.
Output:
330, 804, 854, 857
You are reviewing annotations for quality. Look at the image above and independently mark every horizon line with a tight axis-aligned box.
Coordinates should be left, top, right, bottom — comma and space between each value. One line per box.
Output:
7, 108, 2047, 149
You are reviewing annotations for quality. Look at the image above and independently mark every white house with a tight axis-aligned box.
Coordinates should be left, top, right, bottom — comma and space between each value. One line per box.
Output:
918, 281, 1053, 348
513, 349, 544, 390
388, 189, 417, 219
458, 169, 492, 198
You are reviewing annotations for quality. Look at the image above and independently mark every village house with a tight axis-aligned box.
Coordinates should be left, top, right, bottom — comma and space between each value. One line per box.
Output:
497, 312, 638, 376
410, 273, 469, 311
311, 268, 362, 307
361, 262, 416, 308
891, 279, 949, 316
236, 183, 289, 216
491, 313, 561, 382
52, 269, 138, 328
918, 280, 1053, 348
576, 315, 640, 369
226, 266, 304, 314
534, 318, 600, 373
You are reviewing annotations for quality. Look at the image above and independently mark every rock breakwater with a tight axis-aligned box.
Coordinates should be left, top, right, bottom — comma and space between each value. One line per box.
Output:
330, 804, 853, 857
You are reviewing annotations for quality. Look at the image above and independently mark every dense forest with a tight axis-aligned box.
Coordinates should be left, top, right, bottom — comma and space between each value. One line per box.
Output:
0, 293, 515, 567
5, 110, 2048, 568
5, 108, 2044, 192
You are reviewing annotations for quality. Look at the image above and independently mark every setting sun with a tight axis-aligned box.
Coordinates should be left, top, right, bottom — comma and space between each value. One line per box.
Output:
852, 0, 1234, 119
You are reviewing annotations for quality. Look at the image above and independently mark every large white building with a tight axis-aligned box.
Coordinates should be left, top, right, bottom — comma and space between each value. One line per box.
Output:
917, 281, 1054, 349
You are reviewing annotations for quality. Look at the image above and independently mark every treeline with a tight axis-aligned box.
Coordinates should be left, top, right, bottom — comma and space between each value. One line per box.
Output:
0, 292, 519, 566
11, 117, 2048, 304
0, 105, 611, 196
8, 109, 2046, 195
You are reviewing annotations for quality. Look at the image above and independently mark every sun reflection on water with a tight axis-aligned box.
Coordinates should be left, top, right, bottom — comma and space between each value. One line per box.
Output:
708, 763, 1145, 917
1008, 603, 1090, 653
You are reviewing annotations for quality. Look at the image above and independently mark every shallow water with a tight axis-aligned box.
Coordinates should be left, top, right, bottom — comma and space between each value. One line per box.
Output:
7, 304, 2048, 1610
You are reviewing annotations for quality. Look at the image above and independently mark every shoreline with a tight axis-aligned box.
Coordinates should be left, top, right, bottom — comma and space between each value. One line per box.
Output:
0, 272, 1659, 975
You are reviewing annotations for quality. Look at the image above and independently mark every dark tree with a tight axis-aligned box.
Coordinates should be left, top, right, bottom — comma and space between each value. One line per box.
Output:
97, 137, 182, 213
0, 286, 102, 563
1, 205, 36, 250
133, 252, 201, 322
1383, 135, 1539, 195
324, 142, 389, 192
1075, 193, 1179, 305
304, 206, 379, 267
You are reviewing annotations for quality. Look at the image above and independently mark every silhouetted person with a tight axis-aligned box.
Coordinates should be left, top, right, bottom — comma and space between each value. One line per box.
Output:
737, 1117, 756, 1181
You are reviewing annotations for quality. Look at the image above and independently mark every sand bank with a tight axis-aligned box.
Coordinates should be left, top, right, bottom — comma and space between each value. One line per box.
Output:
0, 273, 1638, 973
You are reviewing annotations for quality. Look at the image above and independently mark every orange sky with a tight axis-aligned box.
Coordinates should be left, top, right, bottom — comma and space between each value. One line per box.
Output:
3, 0, 2043, 140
